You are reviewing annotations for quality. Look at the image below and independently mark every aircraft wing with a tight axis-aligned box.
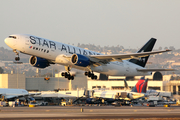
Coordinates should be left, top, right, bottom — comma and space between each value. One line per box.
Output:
136, 68, 175, 72
29, 93, 41, 97
89, 49, 171, 63
5, 94, 30, 100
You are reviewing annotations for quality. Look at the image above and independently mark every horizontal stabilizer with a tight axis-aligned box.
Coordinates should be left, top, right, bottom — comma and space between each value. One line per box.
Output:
137, 68, 176, 72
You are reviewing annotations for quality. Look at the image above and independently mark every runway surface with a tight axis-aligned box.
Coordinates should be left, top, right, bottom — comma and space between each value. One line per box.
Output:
0, 105, 180, 119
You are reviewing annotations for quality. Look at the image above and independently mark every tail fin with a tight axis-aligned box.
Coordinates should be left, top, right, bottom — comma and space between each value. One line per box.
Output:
141, 78, 148, 93
132, 77, 148, 93
124, 79, 129, 90
129, 38, 156, 67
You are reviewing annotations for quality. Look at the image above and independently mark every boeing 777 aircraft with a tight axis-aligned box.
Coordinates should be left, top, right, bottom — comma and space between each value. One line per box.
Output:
4, 34, 174, 80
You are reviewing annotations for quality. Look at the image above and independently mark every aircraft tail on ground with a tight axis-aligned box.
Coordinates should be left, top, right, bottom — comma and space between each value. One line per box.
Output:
129, 38, 156, 67
131, 77, 148, 93
123, 79, 129, 90
141, 78, 148, 93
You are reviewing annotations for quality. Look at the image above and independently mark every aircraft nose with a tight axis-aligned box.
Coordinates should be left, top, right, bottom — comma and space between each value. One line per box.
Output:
4, 38, 7, 44
4, 38, 14, 48
4, 38, 10, 45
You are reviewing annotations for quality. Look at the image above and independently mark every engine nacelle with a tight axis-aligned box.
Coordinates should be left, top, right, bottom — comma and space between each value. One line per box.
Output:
127, 93, 133, 99
29, 56, 50, 68
71, 54, 90, 67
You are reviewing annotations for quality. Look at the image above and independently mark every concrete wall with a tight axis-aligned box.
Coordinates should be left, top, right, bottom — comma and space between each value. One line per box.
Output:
0, 74, 25, 89
8, 74, 25, 89
166, 81, 180, 95
26, 74, 87, 91
0, 74, 8, 88
71, 73, 87, 90
26, 77, 69, 91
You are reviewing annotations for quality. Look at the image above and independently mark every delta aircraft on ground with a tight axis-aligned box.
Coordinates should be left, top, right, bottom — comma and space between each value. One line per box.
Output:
4, 34, 174, 80
92, 77, 148, 100
84, 77, 148, 104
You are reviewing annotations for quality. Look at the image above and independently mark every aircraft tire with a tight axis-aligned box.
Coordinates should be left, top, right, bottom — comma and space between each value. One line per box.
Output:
61, 72, 65, 76
91, 74, 94, 79
65, 72, 71, 78
67, 75, 74, 80
84, 72, 88, 76
65, 73, 69, 78
88, 73, 91, 77
88, 71, 94, 77
15, 57, 20, 61
68, 77, 71, 80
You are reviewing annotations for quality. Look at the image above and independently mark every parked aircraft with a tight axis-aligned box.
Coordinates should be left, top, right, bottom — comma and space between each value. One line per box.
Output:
82, 77, 148, 105
0, 88, 38, 101
94, 77, 148, 99
4, 34, 174, 80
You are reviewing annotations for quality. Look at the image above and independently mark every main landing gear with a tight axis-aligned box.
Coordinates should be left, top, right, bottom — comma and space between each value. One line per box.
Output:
13, 49, 20, 61
61, 66, 74, 80
84, 71, 97, 80
61, 72, 74, 80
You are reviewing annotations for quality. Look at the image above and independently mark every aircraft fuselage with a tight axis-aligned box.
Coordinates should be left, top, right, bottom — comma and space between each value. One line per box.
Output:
4, 34, 151, 76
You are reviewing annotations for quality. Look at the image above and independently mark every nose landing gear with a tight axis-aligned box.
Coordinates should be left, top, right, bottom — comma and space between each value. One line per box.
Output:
13, 49, 20, 61
15, 56, 20, 61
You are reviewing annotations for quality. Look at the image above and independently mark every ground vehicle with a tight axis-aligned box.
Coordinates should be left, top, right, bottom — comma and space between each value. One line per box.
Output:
29, 101, 39, 107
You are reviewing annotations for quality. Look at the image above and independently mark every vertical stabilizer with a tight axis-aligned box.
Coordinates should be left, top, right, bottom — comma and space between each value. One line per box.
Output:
131, 77, 145, 93
124, 79, 129, 90
141, 78, 148, 93
129, 38, 156, 67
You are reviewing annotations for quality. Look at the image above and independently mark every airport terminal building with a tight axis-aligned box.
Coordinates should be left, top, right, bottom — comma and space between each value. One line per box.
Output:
0, 72, 180, 97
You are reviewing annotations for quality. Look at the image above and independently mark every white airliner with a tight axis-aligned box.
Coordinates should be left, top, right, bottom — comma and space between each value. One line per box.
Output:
93, 77, 148, 100
4, 34, 174, 80
0, 88, 35, 101
84, 77, 148, 104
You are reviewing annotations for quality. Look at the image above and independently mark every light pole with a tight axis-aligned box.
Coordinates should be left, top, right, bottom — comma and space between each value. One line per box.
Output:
58, 70, 59, 89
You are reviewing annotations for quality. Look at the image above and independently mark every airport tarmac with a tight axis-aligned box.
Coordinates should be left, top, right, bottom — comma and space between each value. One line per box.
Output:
0, 105, 180, 119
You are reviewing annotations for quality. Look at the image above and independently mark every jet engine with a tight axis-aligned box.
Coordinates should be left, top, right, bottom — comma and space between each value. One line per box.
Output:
127, 93, 133, 99
29, 56, 50, 68
71, 54, 90, 67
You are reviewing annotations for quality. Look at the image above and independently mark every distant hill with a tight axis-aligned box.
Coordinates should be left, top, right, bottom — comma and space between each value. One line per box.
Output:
0, 47, 29, 62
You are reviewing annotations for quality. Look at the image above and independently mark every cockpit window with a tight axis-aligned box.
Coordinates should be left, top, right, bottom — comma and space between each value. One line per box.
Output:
9, 36, 16, 39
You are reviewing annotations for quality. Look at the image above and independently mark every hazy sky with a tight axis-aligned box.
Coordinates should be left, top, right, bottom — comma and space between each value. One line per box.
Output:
1, 0, 180, 50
